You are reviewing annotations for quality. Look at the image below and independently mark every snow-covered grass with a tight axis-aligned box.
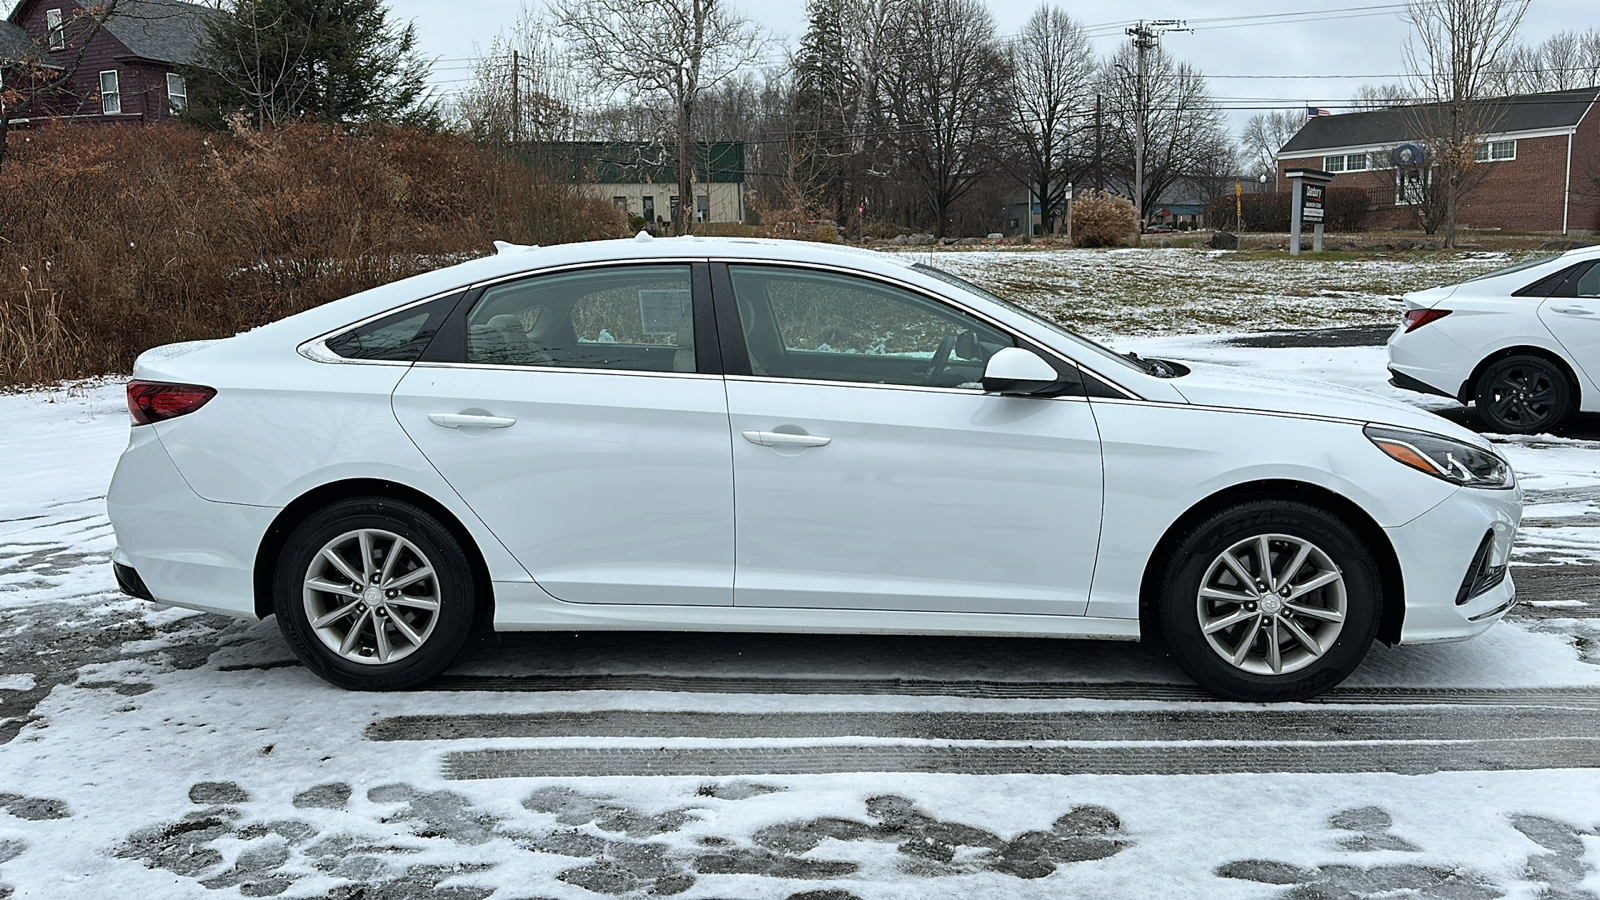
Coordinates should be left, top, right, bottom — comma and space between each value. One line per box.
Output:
901, 247, 1537, 336
3, 257, 1599, 898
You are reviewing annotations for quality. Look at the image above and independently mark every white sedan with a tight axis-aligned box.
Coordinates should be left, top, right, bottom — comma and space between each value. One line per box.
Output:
1388, 244, 1600, 433
107, 236, 1521, 701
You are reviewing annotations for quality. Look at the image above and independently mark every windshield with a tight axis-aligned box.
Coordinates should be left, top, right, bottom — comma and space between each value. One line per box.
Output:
1462, 253, 1564, 284
912, 263, 1152, 374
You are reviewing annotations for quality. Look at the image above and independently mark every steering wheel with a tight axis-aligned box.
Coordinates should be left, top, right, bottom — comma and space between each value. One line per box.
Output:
925, 335, 956, 386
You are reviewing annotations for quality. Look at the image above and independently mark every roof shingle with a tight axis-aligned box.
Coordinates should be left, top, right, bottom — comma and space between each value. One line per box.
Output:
101, 0, 221, 67
1279, 86, 1600, 155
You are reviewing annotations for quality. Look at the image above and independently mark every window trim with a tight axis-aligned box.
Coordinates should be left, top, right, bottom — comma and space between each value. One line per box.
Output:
99, 69, 120, 115
46, 8, 64, 50
166, 72, 187, 113
1474, 139, 1516, 163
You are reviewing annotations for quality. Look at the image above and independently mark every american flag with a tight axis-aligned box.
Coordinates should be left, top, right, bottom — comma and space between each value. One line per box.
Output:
1306, 107, 1332, 119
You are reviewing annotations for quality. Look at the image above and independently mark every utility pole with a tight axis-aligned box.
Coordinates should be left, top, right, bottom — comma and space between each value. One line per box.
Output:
1094, 93, 1103, 193
1125, 19, 1187, 247
511, 50, 520, 147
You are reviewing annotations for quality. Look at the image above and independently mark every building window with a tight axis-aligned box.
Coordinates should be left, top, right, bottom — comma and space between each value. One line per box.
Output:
695, 194, 709, 222
641, 195, 656, 224
46, 8, 64, 50
1475, 139, 1516, 162
99, 70, 120, 115
612, 196, 629, 213
1322, 152, 1369, 173
166, 73, 187, 113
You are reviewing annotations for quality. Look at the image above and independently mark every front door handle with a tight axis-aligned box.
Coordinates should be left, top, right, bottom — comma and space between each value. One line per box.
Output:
742, 430, 831, 448
428, 413, 517, 429
1550, 305, 1595, 316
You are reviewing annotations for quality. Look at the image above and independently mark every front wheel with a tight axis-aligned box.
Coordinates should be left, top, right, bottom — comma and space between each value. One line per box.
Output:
1156, 501, 1380, 702
1473, 355, 1572, 434
273, 497, 477, 690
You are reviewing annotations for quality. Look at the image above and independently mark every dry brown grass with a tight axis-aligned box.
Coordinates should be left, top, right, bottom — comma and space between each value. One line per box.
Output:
0, 121, 626, 387
1071, 190, 1137, 248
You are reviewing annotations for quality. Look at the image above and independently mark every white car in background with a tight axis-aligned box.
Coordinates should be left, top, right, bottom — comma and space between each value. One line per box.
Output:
1388, 245, 1600, 433
107, 236, 1520, 702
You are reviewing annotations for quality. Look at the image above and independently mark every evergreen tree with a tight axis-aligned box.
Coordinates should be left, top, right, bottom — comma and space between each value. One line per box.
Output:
190, 0, 439, 128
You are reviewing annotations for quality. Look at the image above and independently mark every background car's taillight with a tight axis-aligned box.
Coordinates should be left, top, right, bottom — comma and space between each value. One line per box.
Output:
1403, 308, 1452, 332
127, 381, 216, 425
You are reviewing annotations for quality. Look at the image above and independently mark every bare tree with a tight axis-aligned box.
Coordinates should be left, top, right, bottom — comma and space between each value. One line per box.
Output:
880, 0, 1010, 238
1351, 82, 1415, 109
1098, 43, 1232, 223
1484, 28, 1600, 94
1402, 0, 1530, 247
456, 16, 581, 145
552, 0, 769, 234
1239, 110, 1304, 183
1005, 3, 1094, 237
192, 0, 312, 128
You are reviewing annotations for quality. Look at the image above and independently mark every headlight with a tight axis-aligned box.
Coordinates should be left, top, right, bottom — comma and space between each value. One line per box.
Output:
1364, 425, 1515, 489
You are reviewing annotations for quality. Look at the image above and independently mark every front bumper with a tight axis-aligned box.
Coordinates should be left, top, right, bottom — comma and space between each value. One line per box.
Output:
1387, 483, 1521, 644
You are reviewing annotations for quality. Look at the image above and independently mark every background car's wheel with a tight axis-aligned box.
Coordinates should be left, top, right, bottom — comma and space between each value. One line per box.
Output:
1156, 500, 1380, 702
1473, 355, 1573, 434
273, 497, 476, 690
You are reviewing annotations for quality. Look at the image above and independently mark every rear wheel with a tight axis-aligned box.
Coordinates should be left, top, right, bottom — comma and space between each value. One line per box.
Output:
1473, 355, 1572, 434
1156, 501, 1380, 702
273, 497, 476, 690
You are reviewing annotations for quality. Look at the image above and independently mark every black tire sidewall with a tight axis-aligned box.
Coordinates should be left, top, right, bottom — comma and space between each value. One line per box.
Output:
1157, 501, 1380, 702
272, 497, 476, 690
1475, 356, 1572, 434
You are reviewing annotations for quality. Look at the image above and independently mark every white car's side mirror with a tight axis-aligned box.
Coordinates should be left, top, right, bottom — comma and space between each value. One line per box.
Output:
981, 347, 1065, 396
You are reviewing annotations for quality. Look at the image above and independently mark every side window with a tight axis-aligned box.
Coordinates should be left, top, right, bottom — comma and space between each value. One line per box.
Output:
728, 266, 1013, 389
1575, 264, 1600, 298
1522, 263, 1598, 298
324, 293, 459, 361
464, 264, 696, 373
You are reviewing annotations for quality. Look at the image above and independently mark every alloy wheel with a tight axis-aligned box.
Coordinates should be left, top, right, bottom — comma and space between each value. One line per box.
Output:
302, 528, 442, 665
1485, 362, 1560, 430
1196, 533, 1347, 676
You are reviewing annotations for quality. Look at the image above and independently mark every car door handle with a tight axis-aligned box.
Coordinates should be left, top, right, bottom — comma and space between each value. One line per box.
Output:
742, 430, 831, 447
1550, 305, 1595, 316
428, 413, 517, 429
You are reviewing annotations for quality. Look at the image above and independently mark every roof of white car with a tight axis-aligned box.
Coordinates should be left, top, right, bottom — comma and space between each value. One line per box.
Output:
243, 234, 925, 345
491, 233, 919, 272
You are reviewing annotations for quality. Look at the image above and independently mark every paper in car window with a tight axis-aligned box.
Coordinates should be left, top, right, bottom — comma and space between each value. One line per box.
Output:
638, 289, 691, 338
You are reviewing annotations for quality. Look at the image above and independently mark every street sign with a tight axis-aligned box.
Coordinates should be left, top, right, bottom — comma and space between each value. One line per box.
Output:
1303, 182, 1325, 223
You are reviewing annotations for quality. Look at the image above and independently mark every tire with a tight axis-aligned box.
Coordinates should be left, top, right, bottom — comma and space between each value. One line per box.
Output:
1155, 501, 1380, 702
1473, 354, 1573, 434
272, 497, 477, 690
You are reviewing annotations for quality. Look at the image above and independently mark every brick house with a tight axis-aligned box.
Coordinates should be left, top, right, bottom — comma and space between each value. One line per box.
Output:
1274, 87, 1600, 235
0, 0, 218, 124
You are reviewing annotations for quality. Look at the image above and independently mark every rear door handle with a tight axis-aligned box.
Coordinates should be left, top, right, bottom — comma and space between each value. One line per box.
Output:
428, 413, 517, 429
742, 430, 831, 447
1550, 305, 1595, 316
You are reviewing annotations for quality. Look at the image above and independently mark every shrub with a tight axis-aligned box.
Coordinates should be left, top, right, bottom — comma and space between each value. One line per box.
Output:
1072, 190, 1137, 248
1203, 188, 1369, 232
0, 121, 628, 386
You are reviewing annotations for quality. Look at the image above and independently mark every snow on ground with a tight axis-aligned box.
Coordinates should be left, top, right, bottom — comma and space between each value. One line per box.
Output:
3, 268, 1600, 898
899, 246, 1533, 336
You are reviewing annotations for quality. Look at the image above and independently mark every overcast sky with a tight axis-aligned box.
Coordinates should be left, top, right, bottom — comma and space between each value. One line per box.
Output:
401, 0, 1595, 135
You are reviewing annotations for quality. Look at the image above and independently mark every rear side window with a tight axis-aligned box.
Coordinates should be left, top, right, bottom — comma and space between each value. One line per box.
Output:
1518, 262, 1599, 298
325, 293, 460, 361
461, 264, 697, 373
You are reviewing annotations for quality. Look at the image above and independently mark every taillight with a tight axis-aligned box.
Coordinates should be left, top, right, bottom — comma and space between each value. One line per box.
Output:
127, 381, 216, 425
1403, 308, 1452, 333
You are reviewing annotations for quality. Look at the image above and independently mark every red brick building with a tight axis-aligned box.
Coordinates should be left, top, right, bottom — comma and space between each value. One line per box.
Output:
1, 0, 217, 125
1274, 87, 1600, 235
